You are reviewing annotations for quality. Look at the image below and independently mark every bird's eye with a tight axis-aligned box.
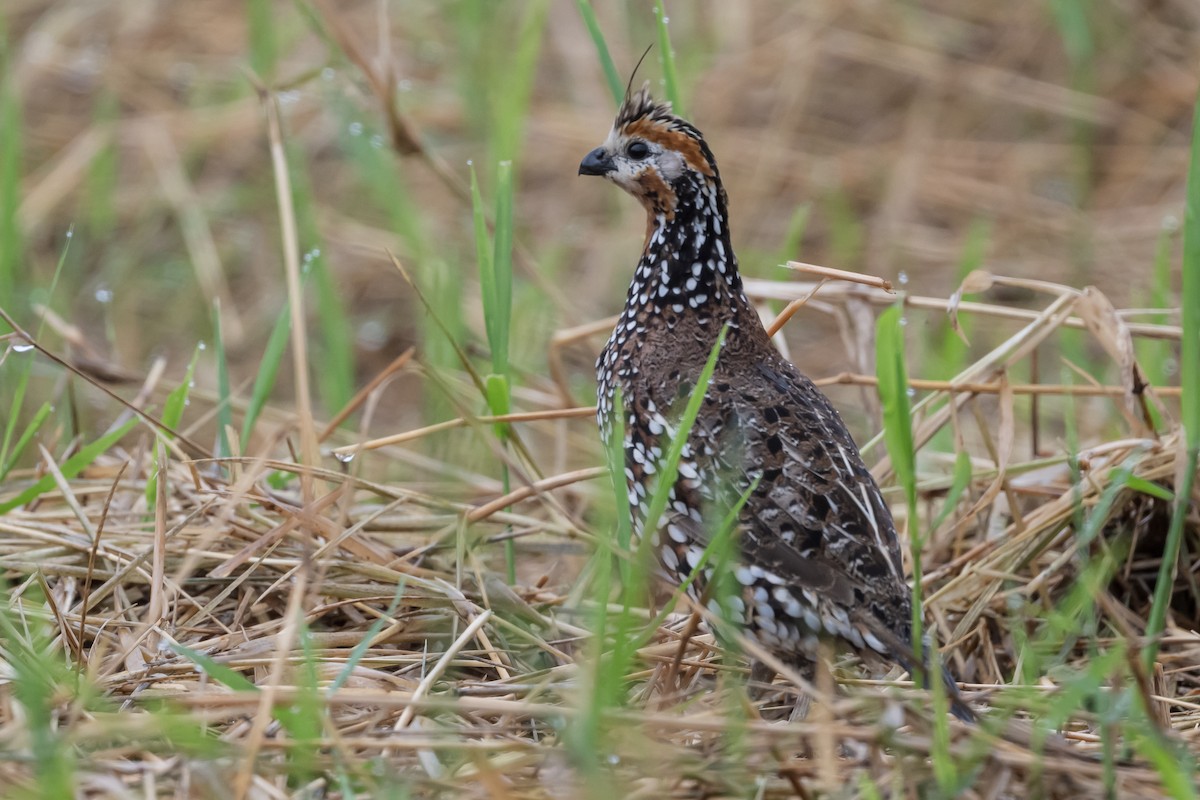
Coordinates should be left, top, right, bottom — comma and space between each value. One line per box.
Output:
626, 141, 651, 160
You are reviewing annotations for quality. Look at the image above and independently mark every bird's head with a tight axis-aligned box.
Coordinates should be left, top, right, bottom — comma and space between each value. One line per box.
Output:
579, 84, 722, 221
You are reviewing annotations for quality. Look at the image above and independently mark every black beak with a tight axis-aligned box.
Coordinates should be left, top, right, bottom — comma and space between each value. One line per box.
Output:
579, 147, 614, 176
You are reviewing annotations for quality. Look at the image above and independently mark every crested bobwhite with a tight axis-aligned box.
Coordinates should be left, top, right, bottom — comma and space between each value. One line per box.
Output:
579, 86, 973, 722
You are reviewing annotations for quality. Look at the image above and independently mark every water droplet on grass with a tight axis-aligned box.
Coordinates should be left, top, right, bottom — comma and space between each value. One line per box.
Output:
879, 702, 905, 729
357, 319, 386, 351
334, 451, 356, 465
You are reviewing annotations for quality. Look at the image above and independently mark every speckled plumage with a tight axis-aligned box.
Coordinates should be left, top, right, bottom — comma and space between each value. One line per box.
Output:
580, 86, 972, 721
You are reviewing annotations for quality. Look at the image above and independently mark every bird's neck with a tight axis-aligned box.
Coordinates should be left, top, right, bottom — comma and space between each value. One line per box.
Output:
623, 179, 744, 317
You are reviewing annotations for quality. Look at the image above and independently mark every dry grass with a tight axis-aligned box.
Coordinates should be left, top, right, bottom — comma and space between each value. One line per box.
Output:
2, 271, 1197, 797
2, 1, 1200, 798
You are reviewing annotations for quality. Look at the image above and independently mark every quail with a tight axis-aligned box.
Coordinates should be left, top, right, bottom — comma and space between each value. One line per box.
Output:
579, 86, 973, 722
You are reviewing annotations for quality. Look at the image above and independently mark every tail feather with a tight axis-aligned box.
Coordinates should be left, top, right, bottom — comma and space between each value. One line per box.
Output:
939, 663, 977, 723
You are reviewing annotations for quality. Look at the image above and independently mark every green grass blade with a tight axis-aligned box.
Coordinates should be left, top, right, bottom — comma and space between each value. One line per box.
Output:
171, 644, 259, 692
876, 305, 918, 513
470, 163, 493, 306
875, 303, 922, 671
1, 227, 72, 471
569, 559, 616, 783
0, 417, 138, 515
212, 304, 233, 458
573, 0, 624, 105
1042, 645, 1124, 729
640, 325, 728, 542
570, 506, 615, 776
147, 346, 201, 508
484, 374, 511, 439
468, 164, 488, 253
328, 577, 407, 693
1135, 224, 1176, 431
1048, 0, 1097, 203
247, 0, 280, 80
490, 160, 514, 377
1129, 727, 1199, 800
281, 131, 354, 417
241, 297, 293, 446
1150, 221, 1177, 315
0, 586, 77, 797
491, 0, 548, 166
0, 351, 32, 473
826, 190, 864, 267
1145, 87, 1200, 664
640, 475, 758, 650
599, 329, 728, 705
930, 448, 973, 535
607, 388, 633, 587
486, 159, 517, 580
1049, 0, 1094, 71
935, 219, 990, 379
1179, 89, 1200, 452
308, 243, 355, 415
275, 625, 322, 785
774, 204, 811, 264
325, 88, 459, 415
471, 161, 513, 432
880, 296, 957, 768
164, 348, 200, 433
85, 92, 119, 235
593, 407, 753, 776
1122, 474, 1174, 502
571, 329, 728, 780
653, 1, 682, 113
1136, 223, 1176, 386
0, 401, 53, 482
0, 31, 22, 307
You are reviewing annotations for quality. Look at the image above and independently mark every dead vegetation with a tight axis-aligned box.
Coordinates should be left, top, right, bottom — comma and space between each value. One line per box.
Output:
2, 269, 1197, 797
2, 1, 1200, 798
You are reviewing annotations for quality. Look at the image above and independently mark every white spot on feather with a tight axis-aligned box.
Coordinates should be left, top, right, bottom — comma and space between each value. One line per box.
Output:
661, 546, 679, 571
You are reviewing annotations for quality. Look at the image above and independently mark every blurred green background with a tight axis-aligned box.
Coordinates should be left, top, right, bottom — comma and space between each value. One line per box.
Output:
1, 0, 1195, 454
